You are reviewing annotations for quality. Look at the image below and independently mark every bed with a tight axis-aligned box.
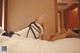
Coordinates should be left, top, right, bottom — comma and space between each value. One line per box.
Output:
0, 35, 80, 53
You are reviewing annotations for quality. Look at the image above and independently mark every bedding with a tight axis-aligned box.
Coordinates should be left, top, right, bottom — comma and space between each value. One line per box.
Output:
0, 27, 5, 36
0, 36, 80, 53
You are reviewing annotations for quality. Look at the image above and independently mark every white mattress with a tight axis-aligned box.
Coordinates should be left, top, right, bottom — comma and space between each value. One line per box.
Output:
0, 36, 80, 53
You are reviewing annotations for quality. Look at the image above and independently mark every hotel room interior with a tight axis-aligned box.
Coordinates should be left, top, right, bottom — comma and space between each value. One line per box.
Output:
0, 0, 80, 53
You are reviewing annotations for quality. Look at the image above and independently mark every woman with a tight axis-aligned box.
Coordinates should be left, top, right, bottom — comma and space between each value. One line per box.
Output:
12, 14, 54, 41
33, 15, 79, 41
2, 14, 79, 41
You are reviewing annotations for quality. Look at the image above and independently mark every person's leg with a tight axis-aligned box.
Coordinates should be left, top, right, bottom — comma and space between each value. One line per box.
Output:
64, 29, 79, 37
51, 32, 67, 41
50, 28, 66, 41
36, 15, 55, 41
51, 29, 79, 41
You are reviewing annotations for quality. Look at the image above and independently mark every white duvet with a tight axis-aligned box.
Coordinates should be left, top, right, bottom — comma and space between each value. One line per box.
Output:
0, 36, 80, 53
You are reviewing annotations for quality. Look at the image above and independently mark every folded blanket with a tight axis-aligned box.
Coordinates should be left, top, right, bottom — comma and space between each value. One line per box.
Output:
0, 36, 80, 53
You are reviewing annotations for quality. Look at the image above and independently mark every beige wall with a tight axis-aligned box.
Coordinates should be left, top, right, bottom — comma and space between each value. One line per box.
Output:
7, 0, 57, 33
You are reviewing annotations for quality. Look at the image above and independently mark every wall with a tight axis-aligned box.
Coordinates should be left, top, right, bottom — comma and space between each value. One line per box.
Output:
61, 12, 65, 29
7, 0, 57, 32
68, 8, 78, 28
0, 0, 2, 26
64, 4, 79, 29
79, 0, 80, 28
57, 12, 64, 32
57, 13, 61, 32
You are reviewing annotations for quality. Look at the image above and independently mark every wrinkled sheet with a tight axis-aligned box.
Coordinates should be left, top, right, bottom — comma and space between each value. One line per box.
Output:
0, 36, 80, 53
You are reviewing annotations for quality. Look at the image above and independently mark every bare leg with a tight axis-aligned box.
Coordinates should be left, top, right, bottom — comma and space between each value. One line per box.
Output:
51, 29, 79, 41
51, 33, 67, 41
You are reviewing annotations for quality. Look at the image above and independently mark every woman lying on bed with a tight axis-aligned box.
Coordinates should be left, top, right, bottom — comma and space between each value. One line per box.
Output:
2, 14, 80, 41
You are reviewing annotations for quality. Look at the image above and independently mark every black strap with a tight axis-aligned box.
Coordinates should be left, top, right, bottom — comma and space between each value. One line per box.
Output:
26, 22, 41, 39
2, 32, 20, 37
31, 25, 41, 33
34, 17, 38, 22
30, 26, 38, 39
31, 22, 41, 32
26, 27, 30, 37
33, 22, 41, 31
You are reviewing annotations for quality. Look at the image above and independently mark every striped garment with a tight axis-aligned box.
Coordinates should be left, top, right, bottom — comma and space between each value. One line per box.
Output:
12, 22, 43, 39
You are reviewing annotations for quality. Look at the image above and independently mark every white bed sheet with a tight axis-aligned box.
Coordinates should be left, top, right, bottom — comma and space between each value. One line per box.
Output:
0, 36, 80, 53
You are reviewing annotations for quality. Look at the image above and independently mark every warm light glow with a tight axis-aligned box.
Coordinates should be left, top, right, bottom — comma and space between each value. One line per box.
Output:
74, 8, 78, 12
2, 0, 5, 30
